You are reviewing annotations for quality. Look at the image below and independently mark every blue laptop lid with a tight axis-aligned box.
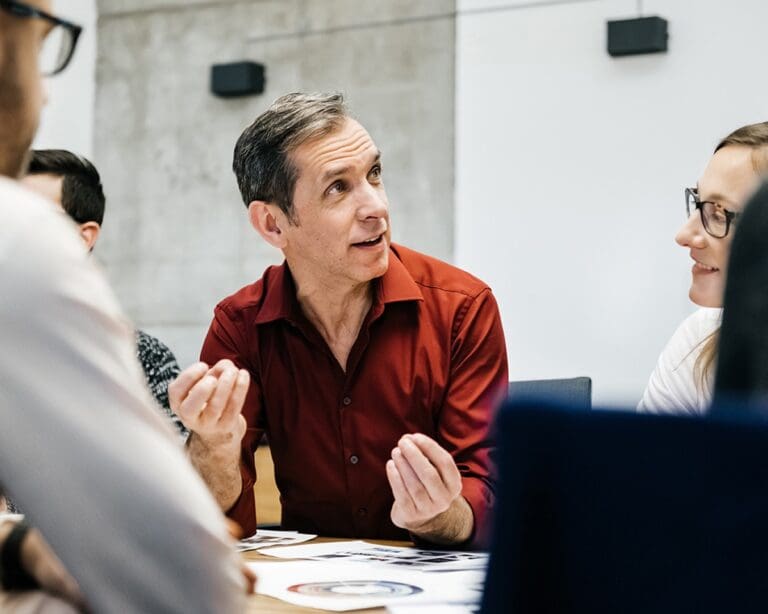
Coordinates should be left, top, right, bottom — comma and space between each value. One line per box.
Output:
481, 400, 768, 614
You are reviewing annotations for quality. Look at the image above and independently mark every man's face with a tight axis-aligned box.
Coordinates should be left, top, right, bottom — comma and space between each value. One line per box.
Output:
0, 0, 52, 178
675, 145, 763, 308
279, 117, 391, 289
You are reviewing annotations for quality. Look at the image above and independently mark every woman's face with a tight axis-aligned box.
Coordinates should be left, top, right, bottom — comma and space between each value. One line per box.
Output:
675, 145, 763, 308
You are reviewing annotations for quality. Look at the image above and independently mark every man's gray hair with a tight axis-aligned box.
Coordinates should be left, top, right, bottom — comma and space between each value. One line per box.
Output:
232, 92, 349, 222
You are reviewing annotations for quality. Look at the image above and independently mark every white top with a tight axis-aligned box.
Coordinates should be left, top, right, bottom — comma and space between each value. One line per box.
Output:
0, 178, 244, 613
638, 307, 723, 415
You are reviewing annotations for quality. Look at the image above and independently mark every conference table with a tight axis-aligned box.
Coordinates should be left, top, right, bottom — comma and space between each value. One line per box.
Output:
243, 537, 412, 613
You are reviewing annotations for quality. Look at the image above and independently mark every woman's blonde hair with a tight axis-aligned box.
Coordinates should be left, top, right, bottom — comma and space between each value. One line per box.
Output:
694, 121, 768, 389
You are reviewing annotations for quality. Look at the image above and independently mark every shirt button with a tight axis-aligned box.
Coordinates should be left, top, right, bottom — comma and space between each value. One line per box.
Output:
350, 455, 359, 465
357, 507, 367, 517
342, 396, 352, 406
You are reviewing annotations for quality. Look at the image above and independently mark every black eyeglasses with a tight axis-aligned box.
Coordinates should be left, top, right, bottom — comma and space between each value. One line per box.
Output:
0, 1, 82, 76
684, 187, 740, 239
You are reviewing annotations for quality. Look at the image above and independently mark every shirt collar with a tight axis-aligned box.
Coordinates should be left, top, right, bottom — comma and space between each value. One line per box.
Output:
252, 244, 423, 326
376, 245, 424, 306
252, 262, 296, 325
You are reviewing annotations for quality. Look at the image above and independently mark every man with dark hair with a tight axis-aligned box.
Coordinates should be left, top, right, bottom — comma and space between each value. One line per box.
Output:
22, 149, 187, 435
0, 2, 248, 611
171, 92, 508, 547
25, 149, 104, 248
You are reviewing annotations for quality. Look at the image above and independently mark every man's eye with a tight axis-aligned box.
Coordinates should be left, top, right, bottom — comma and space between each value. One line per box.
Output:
369, 165, 382, 180
327, 181, 344, 195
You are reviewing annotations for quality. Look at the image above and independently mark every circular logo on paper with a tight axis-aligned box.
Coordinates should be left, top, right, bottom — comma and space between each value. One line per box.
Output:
287, 580, 423, 598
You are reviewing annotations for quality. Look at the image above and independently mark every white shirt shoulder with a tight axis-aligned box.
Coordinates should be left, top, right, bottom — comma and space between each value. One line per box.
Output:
0, 178, 244, 613
638, 307, 722, 415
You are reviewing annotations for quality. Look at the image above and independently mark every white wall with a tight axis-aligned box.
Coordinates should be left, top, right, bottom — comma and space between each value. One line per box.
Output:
456, 0, 768, 405
34, 1, 97, 157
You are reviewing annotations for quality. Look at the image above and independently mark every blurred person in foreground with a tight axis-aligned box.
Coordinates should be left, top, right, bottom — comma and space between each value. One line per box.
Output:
714, 181, 768, 405
0, 1, 250, 611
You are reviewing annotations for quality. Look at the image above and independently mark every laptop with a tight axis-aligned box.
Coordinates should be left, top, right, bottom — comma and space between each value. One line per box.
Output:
481, 400, 768, 613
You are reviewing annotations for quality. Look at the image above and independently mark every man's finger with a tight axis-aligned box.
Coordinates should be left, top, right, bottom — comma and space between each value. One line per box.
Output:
219, 369, 250, 427
168, 362, 208, 410
398, 436, 443, 499
392, 448, 431, 507
206, 358, 237, 378
409, 433, 462, 494
204, 366, 238, 421
176, 375, 218, 424
386, 460, 415, 513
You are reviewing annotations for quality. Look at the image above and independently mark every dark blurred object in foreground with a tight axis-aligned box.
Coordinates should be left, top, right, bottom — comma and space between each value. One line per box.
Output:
715, 181, 768, 408
482, 399, 768, 614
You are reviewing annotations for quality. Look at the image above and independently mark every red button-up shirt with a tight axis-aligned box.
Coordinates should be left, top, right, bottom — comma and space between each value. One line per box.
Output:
200, 244, 508, 546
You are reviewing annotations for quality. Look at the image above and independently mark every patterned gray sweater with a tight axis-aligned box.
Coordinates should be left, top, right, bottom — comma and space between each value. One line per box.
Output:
135, 329, 189, 438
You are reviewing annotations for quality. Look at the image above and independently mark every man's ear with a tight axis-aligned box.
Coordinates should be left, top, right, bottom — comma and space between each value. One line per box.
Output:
78, 222, 101, 252
248, 201, 288, 249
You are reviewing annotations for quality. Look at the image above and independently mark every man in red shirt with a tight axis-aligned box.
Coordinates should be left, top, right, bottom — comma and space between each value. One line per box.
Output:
170, 92, 508, 547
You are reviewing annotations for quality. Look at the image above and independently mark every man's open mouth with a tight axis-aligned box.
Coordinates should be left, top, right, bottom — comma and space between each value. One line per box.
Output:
352, 234, 383, 247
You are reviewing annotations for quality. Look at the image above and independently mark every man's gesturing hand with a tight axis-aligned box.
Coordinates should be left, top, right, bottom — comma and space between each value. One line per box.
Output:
169, 360, 250, 446
385, 434, 473, 544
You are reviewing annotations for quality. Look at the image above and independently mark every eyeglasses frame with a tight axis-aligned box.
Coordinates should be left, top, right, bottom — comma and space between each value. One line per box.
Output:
0, 0, 82, 76
684, 187, 739, 239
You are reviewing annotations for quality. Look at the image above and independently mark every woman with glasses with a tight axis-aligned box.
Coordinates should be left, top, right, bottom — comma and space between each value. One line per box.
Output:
638, 122, 768, 414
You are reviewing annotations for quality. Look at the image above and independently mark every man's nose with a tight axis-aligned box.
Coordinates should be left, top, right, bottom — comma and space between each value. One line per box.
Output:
357, 184, 388, 220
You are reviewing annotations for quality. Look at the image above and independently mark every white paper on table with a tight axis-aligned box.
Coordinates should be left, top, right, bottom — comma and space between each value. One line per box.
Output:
259, 540, 489, 572
259, 540, 369, 558
236, 529, 317, 552
247, 560, 484, 612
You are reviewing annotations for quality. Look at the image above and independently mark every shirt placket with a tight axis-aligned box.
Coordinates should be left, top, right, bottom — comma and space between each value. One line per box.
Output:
338, 386, 370, 533
338, 303, 386, 536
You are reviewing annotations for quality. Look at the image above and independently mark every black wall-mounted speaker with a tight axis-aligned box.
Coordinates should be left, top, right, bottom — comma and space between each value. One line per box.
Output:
607, 16, 668, 57
210, 61, 265, 98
